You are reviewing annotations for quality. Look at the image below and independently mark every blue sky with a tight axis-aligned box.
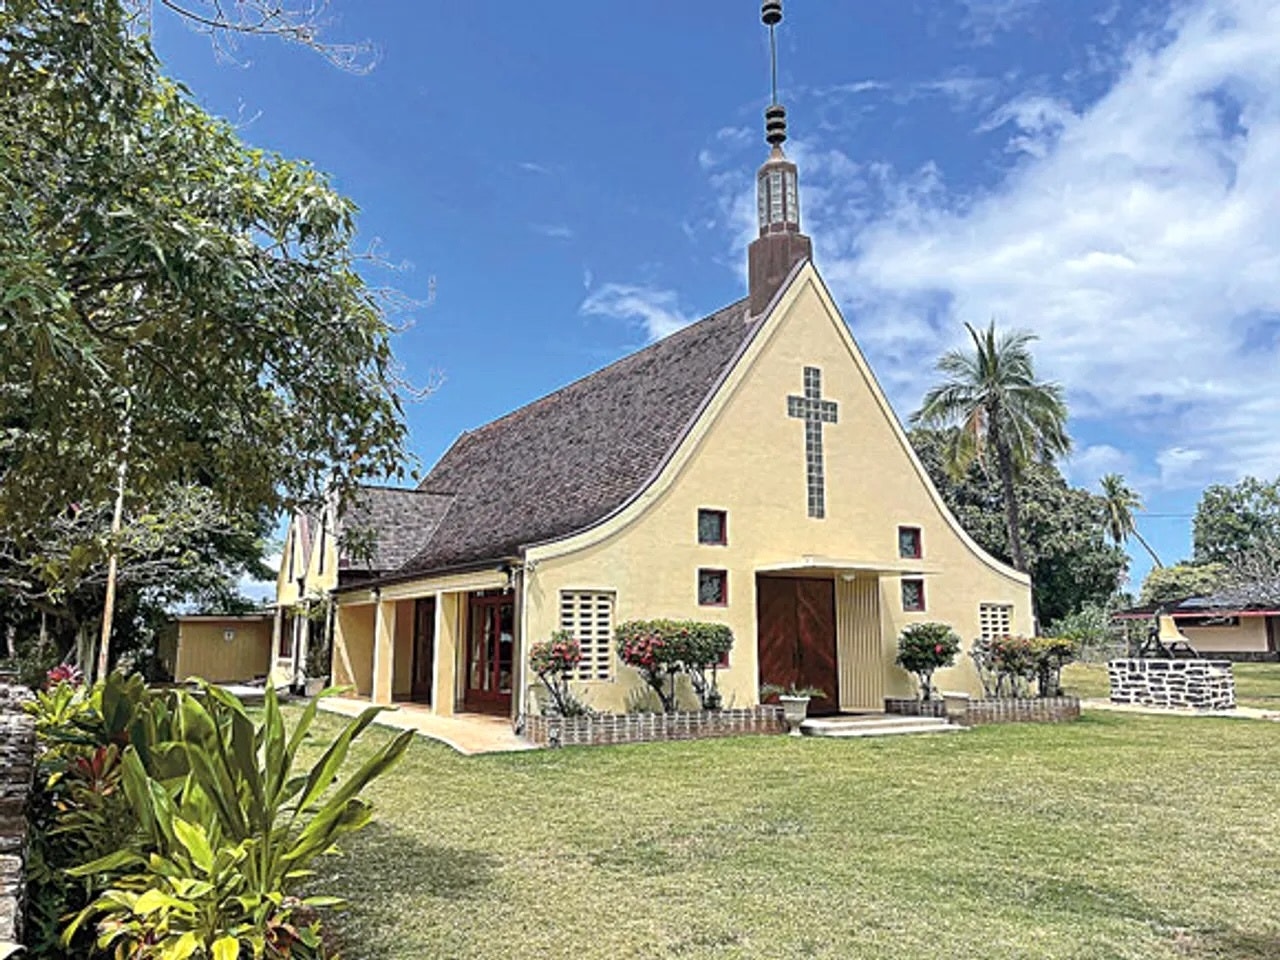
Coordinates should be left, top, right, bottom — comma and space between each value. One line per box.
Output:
152, 0, 1280, 593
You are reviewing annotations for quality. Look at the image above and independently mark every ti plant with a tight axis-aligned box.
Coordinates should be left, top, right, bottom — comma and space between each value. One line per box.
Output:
66, 684, 413, 958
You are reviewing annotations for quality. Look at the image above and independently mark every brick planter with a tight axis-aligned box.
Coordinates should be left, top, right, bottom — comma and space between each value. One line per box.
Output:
1108, 658, 1236, 710
959, 696, 1080, 726
884, 697, 948, 718
522, 706, 785, 748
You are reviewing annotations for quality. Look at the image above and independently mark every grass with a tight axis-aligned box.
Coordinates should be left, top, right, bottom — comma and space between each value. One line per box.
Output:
1063, 661, 1280, 710
297, 709, 1280, 960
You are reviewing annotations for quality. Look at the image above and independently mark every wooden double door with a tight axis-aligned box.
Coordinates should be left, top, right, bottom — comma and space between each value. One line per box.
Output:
756, 576, 839, 716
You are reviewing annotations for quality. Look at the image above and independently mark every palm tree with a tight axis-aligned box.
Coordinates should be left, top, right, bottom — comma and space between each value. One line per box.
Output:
911, 321, 1071, 573
1099, 473, 1163, 568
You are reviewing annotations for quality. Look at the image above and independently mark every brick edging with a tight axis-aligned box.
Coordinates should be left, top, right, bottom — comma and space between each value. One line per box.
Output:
961, 696, 1081, 726
521, 705, 786, 748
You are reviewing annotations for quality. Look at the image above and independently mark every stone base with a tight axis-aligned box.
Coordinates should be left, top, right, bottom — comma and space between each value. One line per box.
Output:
1108, 658, 1236, 710
0, 685, 34, 947
522, 706, 785, 748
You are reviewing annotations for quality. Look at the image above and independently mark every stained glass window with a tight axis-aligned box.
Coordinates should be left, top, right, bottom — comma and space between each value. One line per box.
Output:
902, 578, 926, 612
698, 569, 728, 606
697, 509, 727, 545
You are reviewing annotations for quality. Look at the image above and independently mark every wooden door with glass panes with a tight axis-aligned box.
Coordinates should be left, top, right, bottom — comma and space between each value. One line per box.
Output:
464, 594, 514, 714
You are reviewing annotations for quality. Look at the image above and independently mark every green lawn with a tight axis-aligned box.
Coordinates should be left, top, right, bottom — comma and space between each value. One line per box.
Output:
1063, 661, 1280, 710
300, 710, 1280, 960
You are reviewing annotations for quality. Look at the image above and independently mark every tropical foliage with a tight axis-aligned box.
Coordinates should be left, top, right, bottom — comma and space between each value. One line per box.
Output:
910, 428, 1126, 625
1099, 473, 1162, 568
895, 623, 961, 701
24, 671, 411, 959
1192, 476, 1280, 565
0, 0, 411, 674
911, 322, 1071, 575
1139, 562, 1225, 606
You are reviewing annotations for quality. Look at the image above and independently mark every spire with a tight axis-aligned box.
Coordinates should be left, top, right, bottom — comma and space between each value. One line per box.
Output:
748, 0, 812, 316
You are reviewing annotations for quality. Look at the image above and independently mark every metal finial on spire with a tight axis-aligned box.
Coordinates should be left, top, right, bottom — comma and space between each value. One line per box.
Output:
761, 1, 787, 146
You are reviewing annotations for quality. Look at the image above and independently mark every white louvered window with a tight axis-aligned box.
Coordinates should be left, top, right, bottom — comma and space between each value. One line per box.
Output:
979, 603, 1013, 641
559, 591, 615, 681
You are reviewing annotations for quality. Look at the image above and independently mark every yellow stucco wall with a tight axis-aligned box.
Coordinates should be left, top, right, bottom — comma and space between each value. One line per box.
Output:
174, 619, 273, 684
523, 265, 1033, 713
276, 508, 340, 610
1181, 617, 1270, 653
332, 604, 375, 696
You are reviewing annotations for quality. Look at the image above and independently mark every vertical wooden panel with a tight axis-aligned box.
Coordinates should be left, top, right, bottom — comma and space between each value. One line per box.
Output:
837, 577, 884, 712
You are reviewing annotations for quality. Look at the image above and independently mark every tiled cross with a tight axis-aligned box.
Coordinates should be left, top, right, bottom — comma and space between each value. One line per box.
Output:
787, 366, 838, 519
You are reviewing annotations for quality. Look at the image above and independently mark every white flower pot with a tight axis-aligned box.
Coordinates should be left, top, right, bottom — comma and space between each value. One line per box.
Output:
779, 695, 811, 737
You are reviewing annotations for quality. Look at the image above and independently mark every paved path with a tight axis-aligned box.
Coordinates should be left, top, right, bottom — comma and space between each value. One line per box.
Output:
318, 697, 538, 756
1082, 698, 1280, 722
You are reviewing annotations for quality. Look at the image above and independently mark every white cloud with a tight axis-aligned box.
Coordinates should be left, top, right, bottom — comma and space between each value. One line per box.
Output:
774, 0, 1280, 490
1067, 444, 1138, 487
580, 283, 694, 341
530, 223, 574, 240
959, 0, 1044, 44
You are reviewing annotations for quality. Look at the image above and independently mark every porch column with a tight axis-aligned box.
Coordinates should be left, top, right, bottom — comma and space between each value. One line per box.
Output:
372, 598, 396, 706
432, 592, 459, 717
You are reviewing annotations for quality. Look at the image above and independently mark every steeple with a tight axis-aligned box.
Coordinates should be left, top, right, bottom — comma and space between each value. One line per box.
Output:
748, 0, 813, 316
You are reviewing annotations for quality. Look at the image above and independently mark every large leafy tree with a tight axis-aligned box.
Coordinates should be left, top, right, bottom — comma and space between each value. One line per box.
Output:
1099, 473, 1163, 568
911, 428, 1126, 626
911, 322, 1071, 573
1139, 562, 1225, 607
1192, 476, 1280, 565
1, 0, 411, 666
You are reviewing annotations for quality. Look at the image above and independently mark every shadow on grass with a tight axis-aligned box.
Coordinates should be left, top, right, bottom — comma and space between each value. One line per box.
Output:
1181, 929, 1280, 959
331, 819, 498, 900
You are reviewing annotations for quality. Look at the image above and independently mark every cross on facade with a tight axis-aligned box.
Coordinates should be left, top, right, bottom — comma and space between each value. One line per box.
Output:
787, 366, 838, 518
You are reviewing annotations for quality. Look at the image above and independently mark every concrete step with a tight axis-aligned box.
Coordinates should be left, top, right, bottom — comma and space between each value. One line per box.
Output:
801, 715, 962, 738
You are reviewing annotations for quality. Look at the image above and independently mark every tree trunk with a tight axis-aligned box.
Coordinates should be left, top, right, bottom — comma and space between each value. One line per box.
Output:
97, 397, 132, 682
1132, 529, 1163, 569
992, 429, 1028, 573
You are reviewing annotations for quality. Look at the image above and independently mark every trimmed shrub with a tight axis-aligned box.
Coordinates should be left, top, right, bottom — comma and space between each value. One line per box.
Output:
896, 622, 961, 701
615, 620, 734, 712
528, 630, 591, 717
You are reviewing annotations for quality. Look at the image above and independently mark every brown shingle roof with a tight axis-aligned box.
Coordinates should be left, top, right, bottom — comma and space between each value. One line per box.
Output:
396, 298, 759, 574
340, 486, 454, 574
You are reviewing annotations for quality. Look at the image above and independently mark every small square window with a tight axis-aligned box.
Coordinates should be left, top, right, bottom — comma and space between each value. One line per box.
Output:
698, 569, 728, 606
899, 526, 922, 559
697, 509, 727, 545
902, 578, 926, 612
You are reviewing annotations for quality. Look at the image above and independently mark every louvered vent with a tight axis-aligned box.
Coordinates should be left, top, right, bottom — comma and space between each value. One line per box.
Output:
559, 591, 615, 681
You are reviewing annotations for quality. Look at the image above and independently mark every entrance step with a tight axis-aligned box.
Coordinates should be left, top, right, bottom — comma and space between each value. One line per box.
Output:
801, 714, 962, 738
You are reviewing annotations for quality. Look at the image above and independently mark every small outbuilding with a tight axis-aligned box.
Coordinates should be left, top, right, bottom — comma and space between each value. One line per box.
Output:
170, 614, 275, 684
1112, 599, 1280, 661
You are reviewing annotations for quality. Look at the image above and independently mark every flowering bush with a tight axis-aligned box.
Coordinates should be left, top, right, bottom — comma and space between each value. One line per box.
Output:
895, 622, 961, 700
971, 634, 1078, 698
528, 631, 590, 717
45, 663, 84, 689
615, 620, 734, 712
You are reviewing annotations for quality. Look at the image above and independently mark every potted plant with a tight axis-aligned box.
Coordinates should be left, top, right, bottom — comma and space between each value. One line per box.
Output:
761, 682, 827, 736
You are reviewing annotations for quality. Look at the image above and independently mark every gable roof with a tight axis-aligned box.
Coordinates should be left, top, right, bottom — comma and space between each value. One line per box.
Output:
340, 486, 455, 574
392, 298, 760, 575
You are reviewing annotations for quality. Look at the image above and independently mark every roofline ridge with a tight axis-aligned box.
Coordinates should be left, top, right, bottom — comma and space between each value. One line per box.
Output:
515, 274, 800, 555
448, 297, 748, 439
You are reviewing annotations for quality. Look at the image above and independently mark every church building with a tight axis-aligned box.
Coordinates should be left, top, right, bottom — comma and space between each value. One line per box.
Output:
271, 2, 1033, 722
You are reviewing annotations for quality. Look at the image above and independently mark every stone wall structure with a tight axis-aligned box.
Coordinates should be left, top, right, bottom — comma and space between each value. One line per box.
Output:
523, 706, 785, 748
1108, 659, 1236, 710
0, 685, 34, 950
